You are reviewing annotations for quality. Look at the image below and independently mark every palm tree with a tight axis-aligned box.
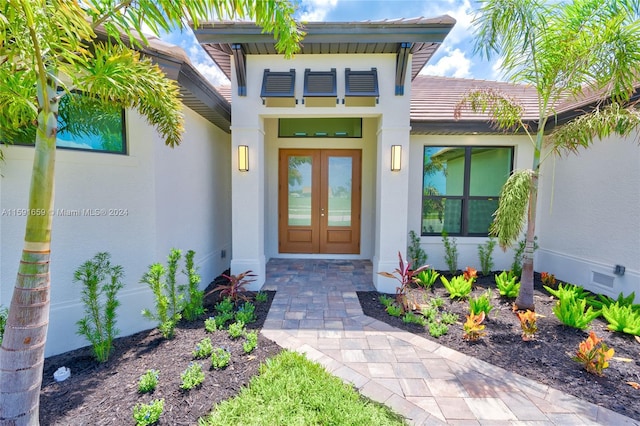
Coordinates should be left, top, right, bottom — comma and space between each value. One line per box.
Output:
455, 0, 640, 310
0, 1, 302, 423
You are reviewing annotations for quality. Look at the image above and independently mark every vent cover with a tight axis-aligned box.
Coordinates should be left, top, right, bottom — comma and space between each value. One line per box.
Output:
304, 69, 337, 97
592, 271, 615, 288
261, 69, 296, 98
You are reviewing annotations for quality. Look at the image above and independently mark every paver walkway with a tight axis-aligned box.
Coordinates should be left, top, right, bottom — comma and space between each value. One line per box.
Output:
260, 259, 638, 426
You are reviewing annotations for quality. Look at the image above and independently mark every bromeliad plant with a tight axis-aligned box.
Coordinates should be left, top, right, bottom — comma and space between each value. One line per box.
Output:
573, 331, 614, 376
495, 271, 520, 298
414, 269, 440, 290
469, 290, 494, 317
601, 302, 640, 336
74, 252, 125, 362
378, 251, 429, 311
440, 275, 473, 300
463, 311, 486, 341
516, 310, 538, 341
551, 294, 600, 329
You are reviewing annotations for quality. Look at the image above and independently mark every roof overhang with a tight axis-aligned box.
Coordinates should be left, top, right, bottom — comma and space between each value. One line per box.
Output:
193, 17, 455, 97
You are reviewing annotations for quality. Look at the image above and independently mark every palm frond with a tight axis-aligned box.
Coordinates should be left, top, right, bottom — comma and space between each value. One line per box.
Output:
549, 102, 640, 155
490, 169, 533, 250
454, 88, 526, 132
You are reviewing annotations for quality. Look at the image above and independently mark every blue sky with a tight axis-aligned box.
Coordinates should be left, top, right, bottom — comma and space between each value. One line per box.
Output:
161, 0, 501, 87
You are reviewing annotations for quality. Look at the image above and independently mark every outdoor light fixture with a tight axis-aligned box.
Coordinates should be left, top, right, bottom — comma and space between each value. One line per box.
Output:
238, 145, 249, 172
391, 145, 402, 171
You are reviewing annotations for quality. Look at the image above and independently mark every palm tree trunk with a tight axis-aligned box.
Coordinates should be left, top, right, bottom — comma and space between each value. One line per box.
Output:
0, 97, 57, 424
515, 173, 538, 311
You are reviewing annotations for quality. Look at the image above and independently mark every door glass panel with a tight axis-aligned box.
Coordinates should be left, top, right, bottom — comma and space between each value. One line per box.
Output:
327, 156, 352, 227
288, 156, 313, 226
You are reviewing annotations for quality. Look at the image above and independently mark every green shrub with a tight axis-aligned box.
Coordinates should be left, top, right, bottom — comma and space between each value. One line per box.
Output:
402, 311, 427, 326
469, 290, 494, 317
442, 232, 458, 274
428, 322, 449, 337
137, 369, 159, 394
215, 297, 234, 315
429, 297, 444, 309
601, 302, 640, 335
0, 305, 7, 346
243, 331, 258, 354
235, 302, 256, 324
74, 252, 124, 362
378, 295, 395, 308
182, 250, 205, 321
214, 312, 234, 330
440, 311, 459, 325
193, 337, 214, 359
420, 306, 437, 322
495, 271, 520, 298
440, 275, 472, 300
211, 347, 231, 369
477, 237, 496, 275
255, 291, 268, 303
414, 269, 440, 290
228, 321, 246, 339
385, 304, 402, 317
133, 399, 164, 426
544, 282, 592, 301
180, 362, 205, 390
407, 230, 428, 268
587, 291, 638, 311
552, 294, 600, 329
204, 317, 217, 333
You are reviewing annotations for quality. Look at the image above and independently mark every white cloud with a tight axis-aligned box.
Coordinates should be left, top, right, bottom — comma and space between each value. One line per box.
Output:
421, 48, 471, 79
423, 0, 475, 45
297, 0, 339, 21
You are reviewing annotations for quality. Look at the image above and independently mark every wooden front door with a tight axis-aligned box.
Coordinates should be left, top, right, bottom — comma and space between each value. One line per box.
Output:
279, 149, 361, 254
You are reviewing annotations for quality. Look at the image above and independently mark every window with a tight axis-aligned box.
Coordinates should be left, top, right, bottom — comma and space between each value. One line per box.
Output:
422, 146, 513, 236
278, 118, 362, 138
12, 92, 126, 154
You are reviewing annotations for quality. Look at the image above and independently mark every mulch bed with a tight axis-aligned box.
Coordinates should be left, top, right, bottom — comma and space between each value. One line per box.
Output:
39, 281, 280, 425
357, 272, 640, 421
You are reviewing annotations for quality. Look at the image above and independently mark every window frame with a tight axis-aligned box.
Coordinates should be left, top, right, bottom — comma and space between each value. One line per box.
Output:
421, 145, 514, 237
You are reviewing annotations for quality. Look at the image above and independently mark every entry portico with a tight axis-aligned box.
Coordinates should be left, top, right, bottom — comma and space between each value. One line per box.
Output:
194, 17, 456, 291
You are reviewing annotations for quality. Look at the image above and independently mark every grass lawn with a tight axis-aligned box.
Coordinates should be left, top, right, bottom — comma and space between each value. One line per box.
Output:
199, 350, 407, 426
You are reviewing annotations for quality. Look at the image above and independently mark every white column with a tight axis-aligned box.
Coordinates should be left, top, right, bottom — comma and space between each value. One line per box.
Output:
373, 123, 411, 293
230, 124, 266, 289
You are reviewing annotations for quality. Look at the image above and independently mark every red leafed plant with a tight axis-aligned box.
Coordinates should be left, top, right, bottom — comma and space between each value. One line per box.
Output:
540, 272, 557, 289
463, 266, 478, 283
573, 331, 615, 376
378, 251, 429, 311
212, 270, 257, 304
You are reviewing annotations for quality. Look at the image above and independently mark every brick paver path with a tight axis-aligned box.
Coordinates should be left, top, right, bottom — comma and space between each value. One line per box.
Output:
260, 259, 637, 425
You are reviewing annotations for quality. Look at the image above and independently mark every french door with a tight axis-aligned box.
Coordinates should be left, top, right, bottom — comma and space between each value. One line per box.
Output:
278, 149, 361, 254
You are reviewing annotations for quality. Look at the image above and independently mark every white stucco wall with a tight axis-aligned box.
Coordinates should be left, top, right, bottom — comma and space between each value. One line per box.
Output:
0, 106, 231, 356
536, 134, 640, 301
408, 134, 535, 272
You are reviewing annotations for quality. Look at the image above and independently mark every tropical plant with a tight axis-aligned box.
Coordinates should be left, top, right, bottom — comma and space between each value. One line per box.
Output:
588, 291, 638, 311
414, 269, 440, 290
73, 252, 125, 363
601, 302, 640, 336
180, 362, 205, 390
440, 275, 473, 300
455, 0, 640, 311
138, 369, 160, 394
462, 266, 477, 283
441, 232, 459, 274
477, 237, 496, 275
0, 2, 301, 420
133, 398, 164, 426
182, 250, 205, 321
516, 310, 538, 341
551, 294, 600, 329
463, 311, 486, 341
495, 271, 520, 298
212, 270, 257, 304
540, 272, 557, 289
573, 331, 614, 376
378, 251, 429, 310
545, 282, 592, 303
469, 290, 494, 317
407, 230, 428, 269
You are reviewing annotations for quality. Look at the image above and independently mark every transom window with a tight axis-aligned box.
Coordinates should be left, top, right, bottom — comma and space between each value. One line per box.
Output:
422, 146, 513, 236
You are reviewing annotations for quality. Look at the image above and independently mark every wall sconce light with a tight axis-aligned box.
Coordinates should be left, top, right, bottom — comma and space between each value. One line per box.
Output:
238, 145, 249, 172
391, 145, 402, 171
